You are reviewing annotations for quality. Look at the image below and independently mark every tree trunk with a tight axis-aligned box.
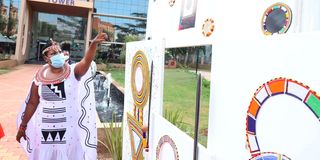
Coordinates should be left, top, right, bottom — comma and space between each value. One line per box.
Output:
184, 52, 188, 66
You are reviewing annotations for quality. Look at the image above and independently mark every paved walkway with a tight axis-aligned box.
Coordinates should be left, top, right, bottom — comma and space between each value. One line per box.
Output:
0, 64, 41, 160
189, 70, 211, 81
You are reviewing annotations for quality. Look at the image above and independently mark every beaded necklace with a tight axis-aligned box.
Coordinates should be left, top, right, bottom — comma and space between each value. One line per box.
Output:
35, 63, 71, 85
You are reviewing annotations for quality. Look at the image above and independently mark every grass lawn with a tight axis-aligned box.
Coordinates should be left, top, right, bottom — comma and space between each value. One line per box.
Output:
0, 68, 11, 75
106, 68, 126, 87
105, 68, 210, 146
163, 69, 210, 146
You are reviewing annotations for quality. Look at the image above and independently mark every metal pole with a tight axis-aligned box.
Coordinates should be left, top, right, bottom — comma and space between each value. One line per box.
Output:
196, 47, 199, 75
193, 73, 202, 160
147, 61, 154, 148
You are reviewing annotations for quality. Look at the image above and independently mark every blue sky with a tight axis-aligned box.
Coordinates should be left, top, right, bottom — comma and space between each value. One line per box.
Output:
2, 0, 20, 11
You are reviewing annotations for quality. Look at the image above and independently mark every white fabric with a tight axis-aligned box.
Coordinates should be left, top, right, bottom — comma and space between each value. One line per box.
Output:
17, 63, 97, 160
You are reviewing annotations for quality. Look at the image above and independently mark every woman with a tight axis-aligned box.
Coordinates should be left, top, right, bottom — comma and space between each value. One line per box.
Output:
16, 32, 107, 160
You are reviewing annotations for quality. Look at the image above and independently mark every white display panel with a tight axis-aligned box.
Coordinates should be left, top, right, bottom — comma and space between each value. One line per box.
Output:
149, 113, 213, 160
207, 32, 320, 159
142, 0, 320, 159
122, 40, 165, 160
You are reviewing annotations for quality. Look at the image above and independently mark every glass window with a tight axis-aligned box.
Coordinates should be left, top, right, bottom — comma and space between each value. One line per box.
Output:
163, 45, 212, 147
94, 0, 148, 18
92, 15, 146, 42
28, 12, 87, 62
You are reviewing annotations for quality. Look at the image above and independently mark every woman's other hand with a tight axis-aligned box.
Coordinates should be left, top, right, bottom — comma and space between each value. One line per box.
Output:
16, 124, 27, 143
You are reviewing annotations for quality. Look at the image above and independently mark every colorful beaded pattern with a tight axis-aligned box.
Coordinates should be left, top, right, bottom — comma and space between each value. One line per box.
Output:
35, 63, 70, 85
246, 77, 320, 159
261, 3, 292, 35
156, 135, 179, 160
202, 18, 214, 37
127, 113, 144, 160
131, 51, 150, 110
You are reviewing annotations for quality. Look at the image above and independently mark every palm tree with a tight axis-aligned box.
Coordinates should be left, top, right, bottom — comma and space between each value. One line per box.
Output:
0, 0, 7, 34
6, 0, 17, 36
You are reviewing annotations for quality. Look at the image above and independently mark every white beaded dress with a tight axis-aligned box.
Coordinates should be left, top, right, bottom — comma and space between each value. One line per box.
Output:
17, 63, 97, 160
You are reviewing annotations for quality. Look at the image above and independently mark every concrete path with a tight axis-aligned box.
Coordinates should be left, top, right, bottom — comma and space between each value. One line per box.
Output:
189, 70, 211, 81
0, 64, 41, 160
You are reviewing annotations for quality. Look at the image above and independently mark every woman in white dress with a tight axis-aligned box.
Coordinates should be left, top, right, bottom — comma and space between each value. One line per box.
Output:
16, 32, 107, 160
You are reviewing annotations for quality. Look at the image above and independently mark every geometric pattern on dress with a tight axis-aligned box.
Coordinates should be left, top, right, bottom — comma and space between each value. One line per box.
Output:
41, 128, 66, 144
41, 82, 66, 101
78, 75, 97, 148
26, 136, 32, 153
42, 117, 67, 123
43, 107, 66, 114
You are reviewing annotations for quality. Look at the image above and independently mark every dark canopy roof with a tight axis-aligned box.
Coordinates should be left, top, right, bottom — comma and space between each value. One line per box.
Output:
0, 34, 15, 43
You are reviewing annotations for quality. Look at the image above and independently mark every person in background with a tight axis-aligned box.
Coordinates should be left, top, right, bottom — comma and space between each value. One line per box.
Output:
61, 42, 75, 64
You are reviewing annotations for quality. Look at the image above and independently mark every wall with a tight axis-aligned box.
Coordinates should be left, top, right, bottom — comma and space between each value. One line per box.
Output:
0, 59, 18, 68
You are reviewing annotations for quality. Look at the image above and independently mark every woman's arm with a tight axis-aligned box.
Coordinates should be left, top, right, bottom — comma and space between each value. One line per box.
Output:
16, 82, 39, 142
74, 32, 107, 80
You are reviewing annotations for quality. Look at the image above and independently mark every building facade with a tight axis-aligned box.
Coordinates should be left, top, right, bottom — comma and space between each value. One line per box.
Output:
11, 0, 148, 64
92, 0, 148, 63
11, 0, 92, 63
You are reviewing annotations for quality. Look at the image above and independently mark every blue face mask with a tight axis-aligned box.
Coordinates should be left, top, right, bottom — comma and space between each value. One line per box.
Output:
50, 53, 65, 68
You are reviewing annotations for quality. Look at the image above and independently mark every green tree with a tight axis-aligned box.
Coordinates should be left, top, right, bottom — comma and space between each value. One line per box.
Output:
113, 12, 147, 42
39, 22, 48, 35
0, 0, 7, 34
166, 46, 206, 67
6, 0, 17, 36
78, 18, 86, 39
119, 34, 141, 64
55, 16, 86, 40
131, 12, 147, 30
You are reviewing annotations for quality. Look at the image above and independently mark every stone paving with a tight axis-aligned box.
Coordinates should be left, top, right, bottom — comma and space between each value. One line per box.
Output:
0, 64, 41, 160
189, 70, 211, 81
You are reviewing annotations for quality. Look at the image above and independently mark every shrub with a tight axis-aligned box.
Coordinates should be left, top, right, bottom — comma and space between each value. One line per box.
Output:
98, 114, 123, 160
164, 109, 187, 131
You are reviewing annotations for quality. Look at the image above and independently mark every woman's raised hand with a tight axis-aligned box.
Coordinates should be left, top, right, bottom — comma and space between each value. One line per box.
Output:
91, 32, 108, 45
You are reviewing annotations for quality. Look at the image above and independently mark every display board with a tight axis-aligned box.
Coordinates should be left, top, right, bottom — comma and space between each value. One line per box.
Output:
133, 0, 320, 159
207, 33, 320, 159
122, 40, 164, 160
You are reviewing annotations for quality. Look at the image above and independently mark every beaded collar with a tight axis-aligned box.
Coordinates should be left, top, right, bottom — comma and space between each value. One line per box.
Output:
35, 63, 71, 85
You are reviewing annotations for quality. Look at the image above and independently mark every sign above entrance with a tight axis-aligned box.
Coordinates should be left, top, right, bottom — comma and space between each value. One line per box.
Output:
48, 0, 75, 6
